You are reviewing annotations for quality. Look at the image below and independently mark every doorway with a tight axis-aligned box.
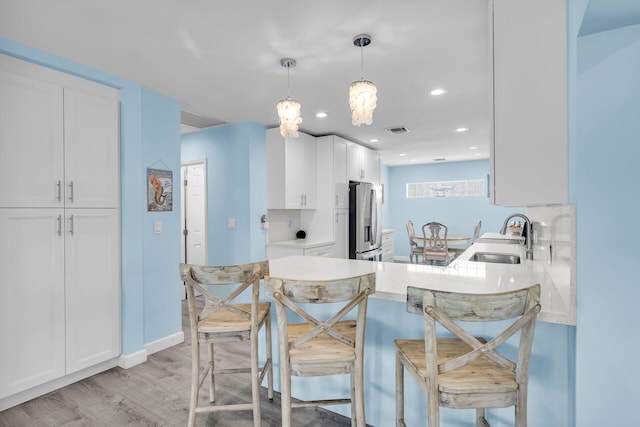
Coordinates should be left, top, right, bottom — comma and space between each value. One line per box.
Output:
180, 159, 208, 276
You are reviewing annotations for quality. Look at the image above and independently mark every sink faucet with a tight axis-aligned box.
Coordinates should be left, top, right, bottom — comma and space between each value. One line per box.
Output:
500, 213, 534, 260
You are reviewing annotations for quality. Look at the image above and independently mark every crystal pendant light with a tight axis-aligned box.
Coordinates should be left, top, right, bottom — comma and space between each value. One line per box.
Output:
349, 34, 377, 126
276, 58, 302, 138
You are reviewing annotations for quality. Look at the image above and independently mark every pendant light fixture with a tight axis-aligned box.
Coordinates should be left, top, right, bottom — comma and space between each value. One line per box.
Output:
349, 34, 377, 127
276, 58, 302, 138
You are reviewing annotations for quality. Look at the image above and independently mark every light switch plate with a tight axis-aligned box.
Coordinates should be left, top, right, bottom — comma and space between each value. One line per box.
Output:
154, 221, 162, 234
227, 218, 236, 229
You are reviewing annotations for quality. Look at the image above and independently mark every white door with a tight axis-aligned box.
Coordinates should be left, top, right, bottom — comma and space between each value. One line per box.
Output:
64, 208, 120, 374
0, 208, 66, 398
181, 161, 207, 266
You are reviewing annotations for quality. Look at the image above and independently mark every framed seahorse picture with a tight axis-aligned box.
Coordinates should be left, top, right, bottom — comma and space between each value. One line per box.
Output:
147, 168, 173, 212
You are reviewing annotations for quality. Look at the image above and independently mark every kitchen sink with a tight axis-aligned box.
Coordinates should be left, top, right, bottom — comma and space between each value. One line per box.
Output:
469, 252, 521, 264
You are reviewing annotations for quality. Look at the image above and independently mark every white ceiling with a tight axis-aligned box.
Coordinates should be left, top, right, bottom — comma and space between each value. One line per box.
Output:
0, 0, 493, 166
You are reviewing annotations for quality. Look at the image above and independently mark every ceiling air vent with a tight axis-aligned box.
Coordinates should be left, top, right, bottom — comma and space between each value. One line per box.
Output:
181, 110, 225, 128
433, 158, 446, 162
385, 126, 409, 134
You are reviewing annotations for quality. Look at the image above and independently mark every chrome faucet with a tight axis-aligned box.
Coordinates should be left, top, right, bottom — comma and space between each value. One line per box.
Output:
500, 213, 534, 260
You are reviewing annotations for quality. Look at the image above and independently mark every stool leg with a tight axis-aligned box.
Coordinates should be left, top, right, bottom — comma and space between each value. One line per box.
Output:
188, 339, 200, 427
266, 311, 274, 400
251, 332, 261, 427
208, 342, 215, 402
396, 349, 404, 427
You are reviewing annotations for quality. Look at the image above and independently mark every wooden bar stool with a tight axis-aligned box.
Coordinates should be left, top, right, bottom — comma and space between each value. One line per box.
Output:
395, 285, 541, 427
265, 273, 376, 427
180, 261, 273, 427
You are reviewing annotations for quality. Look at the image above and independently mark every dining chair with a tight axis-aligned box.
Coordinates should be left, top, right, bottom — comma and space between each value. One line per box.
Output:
395, 284, 541, 427
405, 219, 424, 264
265, 273, 376, 427
179, 261, 274, 427
421, 222, 455, 265
472, 219, 482, 243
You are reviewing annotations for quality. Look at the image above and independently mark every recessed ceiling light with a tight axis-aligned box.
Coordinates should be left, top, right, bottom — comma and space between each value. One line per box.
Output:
370, 139, 379, 143
455, 127, 469, 132
399, 153, 407, 157
469, 146, 478, 150
475, 153, 482, 156
315, 112, 328, 118
429, 88, 447, 96
410, 159, 417, 162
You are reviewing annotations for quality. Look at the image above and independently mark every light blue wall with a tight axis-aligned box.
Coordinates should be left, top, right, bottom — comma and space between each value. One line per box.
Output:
386, 159, 521, 258
0, 38, 183, 356
141, 90, 182, 344
181, 122, 267, 266
573, 17, 640, 427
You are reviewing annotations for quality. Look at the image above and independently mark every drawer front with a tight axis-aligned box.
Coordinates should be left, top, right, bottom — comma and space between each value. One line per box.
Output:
304, 244, 335, 257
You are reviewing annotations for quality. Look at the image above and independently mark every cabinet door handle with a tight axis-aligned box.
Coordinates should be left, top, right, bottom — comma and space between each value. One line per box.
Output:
68, 214, 74, 235
57, 214, 62, 236
68, 181, 74, 202
56, 180, 62, 202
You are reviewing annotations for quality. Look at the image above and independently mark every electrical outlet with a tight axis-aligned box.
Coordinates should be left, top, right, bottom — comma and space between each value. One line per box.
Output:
227, 218, 236, 229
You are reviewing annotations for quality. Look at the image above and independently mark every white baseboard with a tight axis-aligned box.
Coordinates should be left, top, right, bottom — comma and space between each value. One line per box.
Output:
118, 349, 147, 369
118, 331, 185, 369
144, 331, 185, 356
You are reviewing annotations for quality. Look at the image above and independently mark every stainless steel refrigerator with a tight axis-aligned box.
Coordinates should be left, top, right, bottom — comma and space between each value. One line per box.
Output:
348, 181, 382, 260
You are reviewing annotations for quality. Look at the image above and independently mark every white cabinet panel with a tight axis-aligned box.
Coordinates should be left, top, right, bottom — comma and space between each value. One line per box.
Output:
267, 128, 317, 209
0, 68, 64, 208
334, 209, 348, 259
0, 209, 65, 398
333, 138, 348, 208
65, 209, 120, 373
0, 55, 120, 404
347, 142, 380, 184
64, 87, 119, 208
491, 0, 568, 206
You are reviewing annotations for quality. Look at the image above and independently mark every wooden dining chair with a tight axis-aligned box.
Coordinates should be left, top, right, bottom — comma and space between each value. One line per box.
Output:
395, 285, 541, 427
421, 222, 455, 265
406, 220, 424, 264
179, 261, 274, 427
265, 273, 376, 427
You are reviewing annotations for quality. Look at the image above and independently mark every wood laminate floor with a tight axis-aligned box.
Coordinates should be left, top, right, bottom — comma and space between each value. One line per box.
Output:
0, 298, 363, 427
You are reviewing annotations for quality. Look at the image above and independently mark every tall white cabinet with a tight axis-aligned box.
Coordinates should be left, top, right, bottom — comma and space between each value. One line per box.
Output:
266, 128, 317, 209
0, 54, 120, 401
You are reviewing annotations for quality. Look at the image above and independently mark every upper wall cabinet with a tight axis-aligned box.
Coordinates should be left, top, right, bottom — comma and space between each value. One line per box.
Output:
266, 128, 317, 209
0, 57, 119, 209
491, 0, 568, 207
317, 135, 349, 209
347, 142, 380, 185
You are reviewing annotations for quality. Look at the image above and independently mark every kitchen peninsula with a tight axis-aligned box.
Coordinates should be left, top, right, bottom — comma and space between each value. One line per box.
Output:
269, 235, 574, 325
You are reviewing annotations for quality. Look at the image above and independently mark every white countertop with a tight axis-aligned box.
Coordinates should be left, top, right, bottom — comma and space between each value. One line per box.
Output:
266, 239, 335, 249
269, 240, 574, 325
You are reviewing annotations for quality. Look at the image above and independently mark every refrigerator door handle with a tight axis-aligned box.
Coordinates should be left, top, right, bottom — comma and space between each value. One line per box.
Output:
370, 189, 378, 245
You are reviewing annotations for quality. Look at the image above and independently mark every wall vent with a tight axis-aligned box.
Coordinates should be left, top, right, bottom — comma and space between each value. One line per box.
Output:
385, 126, 409, 134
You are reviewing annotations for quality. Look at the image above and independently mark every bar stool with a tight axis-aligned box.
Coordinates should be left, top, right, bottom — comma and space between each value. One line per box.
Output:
395, 285, 541, 426
265, 273, 376, 427
179, 261, 273, 427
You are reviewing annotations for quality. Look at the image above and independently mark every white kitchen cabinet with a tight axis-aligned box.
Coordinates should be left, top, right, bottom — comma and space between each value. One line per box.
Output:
0, 55, 119, 209
266, 242, 335, 259
0, 54, 120, 401
0, 209, 66, 398
491, 0, 568, 206
317, 135, 349, 209
266, 128, 317, 209
347, 142, 380, 184
381, 229, 395, 262
64, 209, 120, 373
334, 208, 348, 259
